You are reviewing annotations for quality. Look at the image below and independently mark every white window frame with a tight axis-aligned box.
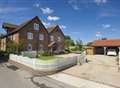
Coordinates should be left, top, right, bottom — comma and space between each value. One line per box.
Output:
39, 34, 44, 40
58, 36, 61, 42
13, 35, 16, 40
50, 35, 54, 41
34, 23, 39, 30
28, 43, 32, 51
39, 44, 43, 51
27, 32, 33, 40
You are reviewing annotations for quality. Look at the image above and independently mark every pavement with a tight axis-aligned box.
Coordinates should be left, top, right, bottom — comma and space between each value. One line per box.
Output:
0, 61, 77, 88
0, 55, 119, 88
48, 73, 115, 88
63, 55, 120, 88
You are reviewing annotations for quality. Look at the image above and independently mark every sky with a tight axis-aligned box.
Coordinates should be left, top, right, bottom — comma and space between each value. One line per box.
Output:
0, 0, 120, 43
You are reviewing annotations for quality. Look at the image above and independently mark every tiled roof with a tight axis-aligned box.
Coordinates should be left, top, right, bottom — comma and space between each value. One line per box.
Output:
47, 25, 64, 37
0, 16, 39, 38
47, 25, 58, 33
2, 23, 19, 29
91, 39, 120, 47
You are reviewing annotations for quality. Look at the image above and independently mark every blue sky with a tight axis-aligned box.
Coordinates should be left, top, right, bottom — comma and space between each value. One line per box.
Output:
0, 0, 120, 43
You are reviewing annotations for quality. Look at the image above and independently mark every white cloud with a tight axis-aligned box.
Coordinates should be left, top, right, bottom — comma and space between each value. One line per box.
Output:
94, 0, 107, 5
41, 7, 54, 14
68, 0, 79, 10
59, 25, 67, 29
47, 16, 60, 21
102, 24, 111, 29
42, 21, 51, 27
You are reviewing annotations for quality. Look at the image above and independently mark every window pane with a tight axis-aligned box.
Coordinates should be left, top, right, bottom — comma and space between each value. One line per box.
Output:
34, 23, 39, 30
27, 32, 33, 39
39, 34, 44, 40
50, 35, 54, 41
58, 37, 61, 42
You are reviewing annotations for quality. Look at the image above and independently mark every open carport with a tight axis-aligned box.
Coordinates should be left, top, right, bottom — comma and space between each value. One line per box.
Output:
91, 39, 120, 55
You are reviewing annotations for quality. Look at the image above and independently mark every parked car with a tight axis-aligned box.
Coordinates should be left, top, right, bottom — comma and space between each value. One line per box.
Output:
107, 49, 117, 56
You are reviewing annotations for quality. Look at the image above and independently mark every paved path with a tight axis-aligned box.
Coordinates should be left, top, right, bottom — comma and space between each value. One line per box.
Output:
49, 73, 115, 88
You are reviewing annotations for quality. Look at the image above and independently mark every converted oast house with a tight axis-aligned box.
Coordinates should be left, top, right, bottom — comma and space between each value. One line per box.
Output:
0, 16, 64, 54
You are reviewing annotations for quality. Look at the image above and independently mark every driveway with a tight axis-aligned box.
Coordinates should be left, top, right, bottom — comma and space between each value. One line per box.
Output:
63, 55, 120, 88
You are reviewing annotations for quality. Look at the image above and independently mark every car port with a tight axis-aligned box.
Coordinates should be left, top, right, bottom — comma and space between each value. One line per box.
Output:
94, 46, 119, 55
89, 39, 120, 55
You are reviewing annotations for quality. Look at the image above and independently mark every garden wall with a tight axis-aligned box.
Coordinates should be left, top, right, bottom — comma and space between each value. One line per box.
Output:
9, 54, 83, 72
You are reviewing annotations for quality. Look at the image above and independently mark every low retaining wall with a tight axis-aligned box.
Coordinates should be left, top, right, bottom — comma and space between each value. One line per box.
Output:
9, 54, 80, 73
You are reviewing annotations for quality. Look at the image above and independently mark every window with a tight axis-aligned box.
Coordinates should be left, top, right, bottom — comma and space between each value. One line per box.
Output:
39, 34, 44, 40
27, 32, 33, 40
39, 44, 43, 51
28, 43, 32, 51
58, 36, 61, 42
34, 23, 39, 30
50, 35, 54, 41
13, 35, 16, 40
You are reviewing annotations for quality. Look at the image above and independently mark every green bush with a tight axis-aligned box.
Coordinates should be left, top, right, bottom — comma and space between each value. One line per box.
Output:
41, 52, 51, 56
64, 49, 71, 54
70, 47, 78, 51
0, 51, 9, 61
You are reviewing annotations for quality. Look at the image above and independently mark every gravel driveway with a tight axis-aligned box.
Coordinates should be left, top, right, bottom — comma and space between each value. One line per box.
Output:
63, 55, 120, 88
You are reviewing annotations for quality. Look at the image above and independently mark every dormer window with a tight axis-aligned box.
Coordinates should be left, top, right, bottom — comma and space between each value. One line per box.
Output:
50, 35, 54, 41
34, 23, 39, 30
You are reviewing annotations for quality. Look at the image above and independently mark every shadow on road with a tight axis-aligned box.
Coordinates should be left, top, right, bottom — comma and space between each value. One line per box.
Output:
31, 76, 53, 88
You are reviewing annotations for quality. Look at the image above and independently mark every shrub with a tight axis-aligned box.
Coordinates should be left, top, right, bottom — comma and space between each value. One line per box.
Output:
0, 51, 9, 61
41, 52, 51, 56
64, 49, 71, 54
70, 47, 78, 51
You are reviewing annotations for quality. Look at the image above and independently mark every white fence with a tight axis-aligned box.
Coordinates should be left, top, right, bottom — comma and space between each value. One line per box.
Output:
10, 54, 83, 72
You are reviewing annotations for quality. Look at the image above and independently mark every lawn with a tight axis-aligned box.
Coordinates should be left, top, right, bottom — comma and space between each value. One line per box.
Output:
38, 55, 63, 60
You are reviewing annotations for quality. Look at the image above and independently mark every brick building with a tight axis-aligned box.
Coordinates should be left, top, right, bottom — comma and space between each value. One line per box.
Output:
0, 16, 64, 54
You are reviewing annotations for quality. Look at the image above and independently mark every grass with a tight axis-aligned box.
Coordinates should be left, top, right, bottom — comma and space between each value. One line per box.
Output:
37, 55, 63, 63
38, 55, 63, 60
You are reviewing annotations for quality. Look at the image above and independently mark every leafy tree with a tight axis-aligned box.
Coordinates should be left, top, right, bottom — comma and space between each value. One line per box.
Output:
76, 39, 83, 51
6, 39, 24, 54
64, 35, 71, 40
64, 39, 71, 50
64, 35, 75, 50
71, 40, 75, 46
17, 39, 24, 54
6, 39, 17, 54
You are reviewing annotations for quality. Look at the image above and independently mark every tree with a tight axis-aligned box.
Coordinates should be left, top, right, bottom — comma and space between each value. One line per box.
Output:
17, 39, 24, 54
6, 39, 24, 54
64, 35, 75, 47
64, 39, 71, 50
76, 39, 83, 51
6, 39, 17, 54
